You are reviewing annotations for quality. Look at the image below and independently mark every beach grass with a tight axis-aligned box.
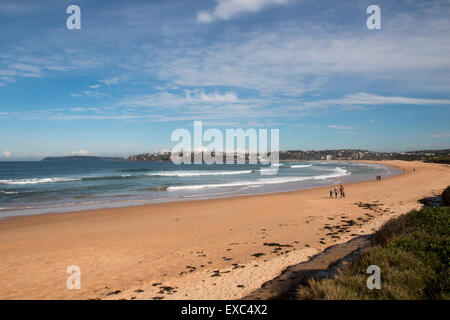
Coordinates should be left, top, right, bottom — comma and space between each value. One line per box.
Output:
296, 203, 450, 300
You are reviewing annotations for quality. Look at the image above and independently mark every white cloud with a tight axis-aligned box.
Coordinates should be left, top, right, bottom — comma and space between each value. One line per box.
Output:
413, 132, 450, 139
0, 47, 109, 88
70, 91, 112, 98
9, 63, 42, 78
99, 77, 120, 86
197, 0, 290, 23
82, 91, 112, 98
11, 88, 450, 126
89, 84, 102, 89
119, 90, 243, 109
45, 65, 71, 72
69, 108, 85, 112
324, 93, 450, 107
146, 6, 450, 96
2, 150, 11, 157
0, 69, 17, 76
106, 90, 276, 123
186, 91, 239, 103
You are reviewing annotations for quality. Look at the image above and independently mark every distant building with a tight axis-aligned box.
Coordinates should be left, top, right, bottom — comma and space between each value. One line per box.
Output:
326, 154, 332, 161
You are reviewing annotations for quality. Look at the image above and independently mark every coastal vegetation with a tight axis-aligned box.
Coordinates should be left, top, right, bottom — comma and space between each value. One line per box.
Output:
424, 155, 450, 165
296, 189, 450, 300
442, 186, 450, 206
126, 149, 450, 162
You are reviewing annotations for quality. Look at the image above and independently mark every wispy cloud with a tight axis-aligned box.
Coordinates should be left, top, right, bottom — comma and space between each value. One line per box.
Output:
0, 46, 109, 87
430, 133, 450, 138
328, 125, 357, 130
99, 77, 121, 86
0, 3, 31, 14
323, 93, 450, 107
70, 91, 112, 99
1, 1, 449, 155
186, 91, 239, 103
147, 10, 450, 96
9, 63, 42, 78
5, 90, 450, 126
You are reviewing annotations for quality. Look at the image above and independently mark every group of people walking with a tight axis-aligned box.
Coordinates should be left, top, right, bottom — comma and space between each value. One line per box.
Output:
330, 185, 345, 199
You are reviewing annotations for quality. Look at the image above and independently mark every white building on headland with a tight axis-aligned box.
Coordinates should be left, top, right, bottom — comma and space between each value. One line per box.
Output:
326, 154, 332, 161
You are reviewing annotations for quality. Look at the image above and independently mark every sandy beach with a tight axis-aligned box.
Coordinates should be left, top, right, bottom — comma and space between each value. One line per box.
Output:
0, 160, 448, 300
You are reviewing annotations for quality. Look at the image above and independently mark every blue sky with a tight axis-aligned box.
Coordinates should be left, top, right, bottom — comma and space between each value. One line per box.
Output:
0, 0, 449, 160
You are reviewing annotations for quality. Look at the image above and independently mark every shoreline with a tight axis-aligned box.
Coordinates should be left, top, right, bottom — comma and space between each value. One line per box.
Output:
0, 160, 399, 221
0, 160, 448, 299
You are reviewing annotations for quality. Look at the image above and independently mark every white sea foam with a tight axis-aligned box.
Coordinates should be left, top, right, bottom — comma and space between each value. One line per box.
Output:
290, 164, 313, 168
1, 191, 18, 194
258, 168, 279, 174
0, 170, 252, 185
0, 177, 80, 185
168, 167, 350, 191
145, 170, 252, 177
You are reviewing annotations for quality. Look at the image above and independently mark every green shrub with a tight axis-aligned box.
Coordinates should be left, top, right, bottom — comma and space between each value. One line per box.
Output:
297, 206, 450, 300
442, 186, 450, 206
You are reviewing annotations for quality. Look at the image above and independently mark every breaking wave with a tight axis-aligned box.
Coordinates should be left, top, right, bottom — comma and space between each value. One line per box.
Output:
0, 177, 81, 185
145, 170, 252, 177
290, 164, 313, 168
0, 170, 253, 185
168, 167, 350, 191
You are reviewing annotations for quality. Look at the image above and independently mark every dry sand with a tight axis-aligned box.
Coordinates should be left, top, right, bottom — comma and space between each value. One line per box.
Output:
0, 160, 448, 300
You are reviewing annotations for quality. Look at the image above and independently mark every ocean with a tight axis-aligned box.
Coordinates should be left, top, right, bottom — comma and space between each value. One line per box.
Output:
0, 160, 399, 218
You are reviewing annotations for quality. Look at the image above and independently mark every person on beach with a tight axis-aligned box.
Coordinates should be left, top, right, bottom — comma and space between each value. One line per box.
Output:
341, 185, 345, 198
334, 186, 338, 199
330, 189, 333, 198
339, 185, 343, 198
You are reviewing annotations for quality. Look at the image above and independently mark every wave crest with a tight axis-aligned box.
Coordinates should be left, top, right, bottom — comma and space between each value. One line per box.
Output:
0, 177, 80, 185
290, 164, 312, 168
168, 167, 350, 191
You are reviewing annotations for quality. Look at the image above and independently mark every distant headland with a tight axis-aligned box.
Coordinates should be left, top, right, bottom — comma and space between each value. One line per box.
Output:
126, 149, 450, 164
41, 156, 124, 162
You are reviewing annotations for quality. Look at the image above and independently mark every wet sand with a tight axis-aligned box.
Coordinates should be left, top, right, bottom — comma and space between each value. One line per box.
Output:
0, 160, 448, 300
